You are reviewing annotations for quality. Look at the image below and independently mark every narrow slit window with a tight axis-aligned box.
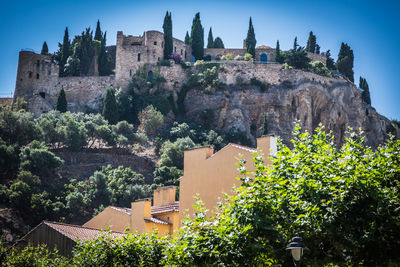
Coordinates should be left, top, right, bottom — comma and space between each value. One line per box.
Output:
138, 53, 141, 62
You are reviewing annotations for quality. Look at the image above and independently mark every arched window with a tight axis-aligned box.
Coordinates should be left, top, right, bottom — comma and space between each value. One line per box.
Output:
36, 73, 40, 79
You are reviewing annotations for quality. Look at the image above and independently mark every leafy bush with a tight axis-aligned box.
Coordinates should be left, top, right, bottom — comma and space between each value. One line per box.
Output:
309, 61, 332, 77
221, 53, 233, 60
159, 137, 195, 169
180, 61, 191, 69
250, 78, 269, 92
170, 52, 183, 64
283, 63, 293, 70
138, 105, 164, 136
159, 59, 171, 66
243, 53, 253, 61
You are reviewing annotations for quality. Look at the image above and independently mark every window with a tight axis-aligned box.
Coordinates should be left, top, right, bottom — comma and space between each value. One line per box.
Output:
39, 92, 45, 99
36, 73, 39, 79
158, 57, 160, 61
28, 72, 32, 78
154, 41, 157, 45
36, 60, 40, 67
138, 53, 141, 62
48, 70, 51, 75
130, 69, 132, 76
181, 49, 183, 55
174, 47, 176, 52
161, 42, 164, 48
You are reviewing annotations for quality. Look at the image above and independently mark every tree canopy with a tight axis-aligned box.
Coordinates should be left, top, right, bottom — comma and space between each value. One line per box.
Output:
245, 17, 256, 58
190, 12, 204, 60
163, 11, 173, 59
207, 27, 214, 48
337, 42, 354, 82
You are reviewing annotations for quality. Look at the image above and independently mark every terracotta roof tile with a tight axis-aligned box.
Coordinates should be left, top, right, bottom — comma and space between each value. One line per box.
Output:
230, 143, 257, 153
144, 217, 171, 225
110, 206, 131, 215
43, 221, 126, 242
151, 202, 179, 214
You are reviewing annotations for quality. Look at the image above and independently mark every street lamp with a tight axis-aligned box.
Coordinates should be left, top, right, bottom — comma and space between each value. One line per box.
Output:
286, 234, 309, 267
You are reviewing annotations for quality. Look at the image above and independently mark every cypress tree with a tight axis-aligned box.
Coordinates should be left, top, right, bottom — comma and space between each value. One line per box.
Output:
99, 32, 111, 76
315, 44, 320, 54
185, 31, 190, 45
163, 11, 173, 59
60, 27, 71, 76
41, 41, 49, 55
262, 113, 268, 135
336, 42, 354, 82
191, 12, 204, 60
306, 31, 317, 53
207, 27, 214, 48
245, 17, 256, 58
275, 40, 283, 63
325, 50, 335, 70
360, 77, 371, 105
213, 37, 224, 48
293, 36, 298, 51
103, 87, 118, 124
56, 88, 67, 113
94, 20, 102, 41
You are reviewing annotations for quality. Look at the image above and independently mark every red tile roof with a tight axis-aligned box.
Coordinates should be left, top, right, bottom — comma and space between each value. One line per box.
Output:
110, 206, 131, 215
151, 202, 179, 214
42, 221, 126, 242
144, 217, 171, 225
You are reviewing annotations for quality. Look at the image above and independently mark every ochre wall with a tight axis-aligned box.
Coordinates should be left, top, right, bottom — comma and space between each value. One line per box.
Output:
83, 207, 130, 233
179, 136, 276, 224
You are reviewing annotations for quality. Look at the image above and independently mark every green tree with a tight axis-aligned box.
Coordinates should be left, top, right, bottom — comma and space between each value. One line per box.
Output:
63, 56, 80, 76
284, 39, 311, 69
41, 41, 49, 55
59, 27, 71, 76
325, 50, 335, 70
315, 44, 320, 54
191, 12, 204, 60
184, 31, 190, 45
163, 11, 173, 59
245, 17, 256, 58
8, 181, 32, 210
63, 113, 87, 150
56, 88, 67, 113
213, 37, 224, 48
262, 112, 268, 135
138, 105, 163, 136
275, 40, 284, 63
207, 27, 214, 48
360, 76, 371, 105
336, 42, 354, 82
98, 32, 112, 76
103, 88, 118, 124
293, 36, 298, 50
306, 31, 316, 53
94, 20, 102, 41
72, 28, 95, 76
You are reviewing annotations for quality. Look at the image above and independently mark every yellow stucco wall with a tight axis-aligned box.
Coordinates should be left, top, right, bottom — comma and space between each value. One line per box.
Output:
179, 136, 276, 224
83, 207, 130, 232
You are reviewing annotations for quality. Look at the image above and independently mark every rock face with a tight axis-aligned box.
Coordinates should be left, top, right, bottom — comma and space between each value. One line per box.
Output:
184, 63, 398, 148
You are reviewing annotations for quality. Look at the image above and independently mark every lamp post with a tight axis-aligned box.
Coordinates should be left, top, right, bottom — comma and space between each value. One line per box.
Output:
286, 234, 309, 267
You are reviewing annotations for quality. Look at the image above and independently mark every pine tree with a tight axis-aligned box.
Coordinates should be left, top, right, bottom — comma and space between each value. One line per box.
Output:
94, 20, 102, 41
207, 27, 214, 48
275, 40, 284, 63
360, 77, 371, 105
41, 41, 49, 55
60, 27, 71, 76
213, 37, 224, 48
336, 42, 354, 82
293, 37, 298, 51
185, 31, 190, 45
306, 31, 317, 53
325, 50, 335, 70
245, 17, 256, 58
191, 12, 204, 60
56, 88, 67, 113
163, 11, 173, 59
315, 44, 320, 54
103, 88, 118, 124
262, 113, 268, 135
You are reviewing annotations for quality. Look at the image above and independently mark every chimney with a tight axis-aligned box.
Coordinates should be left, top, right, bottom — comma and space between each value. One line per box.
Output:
183, 146, 214, 175
131, 198, 151, 234
256, 135, 277, 158
153, 186, 176, 207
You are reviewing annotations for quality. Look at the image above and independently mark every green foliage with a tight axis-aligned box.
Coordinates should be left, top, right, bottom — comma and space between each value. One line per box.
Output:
250, 77, 269, 92
207, 27, 214, 48
98, 32, 113, 76
191, 12, 204, 60
159, 59, 171, 66
59, 27, 71, 76
199, 108, 215, 128
41, 41, 49, 55
8, 180, 32, 210
94, 20, 102, 41
63, 113, 87, 150
0, 138, 19, 177
102, 87, 118, 124
245, 17, 256, 58
138, 105, 164, 136
5, 243, 69, 266
184, 31, 190, 45
163, 11, 173, 59
360, 76, 371, 105
336, 42, 354, 82
12, 97, 28, 112
115, 87, 137, 124
153, 165, 182, 186
309, 61, 332, 77
19, 140, 63, 176
262, 112, 268, 135
306, 31, 317, 53
325, 49, 336, 70
72, 28, 95, 76
159, 137, 195, 169
275, 40, 284, 63
221, 53, 233, 60
213, 37, 224, 48
56, 88, 68, 113
284, 41, 311, 69
63, 55, 80, 77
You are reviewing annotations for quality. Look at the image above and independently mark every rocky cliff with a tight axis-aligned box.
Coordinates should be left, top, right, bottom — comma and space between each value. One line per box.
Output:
183, 63, 398, 148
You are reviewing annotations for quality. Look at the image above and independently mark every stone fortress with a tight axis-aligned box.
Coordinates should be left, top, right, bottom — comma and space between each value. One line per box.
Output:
13, 29, 327, 116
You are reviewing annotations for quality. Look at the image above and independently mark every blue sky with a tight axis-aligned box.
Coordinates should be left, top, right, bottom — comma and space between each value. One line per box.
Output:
0, 0, 399, 120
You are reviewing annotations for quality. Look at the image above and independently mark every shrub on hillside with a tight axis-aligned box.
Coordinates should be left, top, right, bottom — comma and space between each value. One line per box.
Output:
138, 105, 164, 136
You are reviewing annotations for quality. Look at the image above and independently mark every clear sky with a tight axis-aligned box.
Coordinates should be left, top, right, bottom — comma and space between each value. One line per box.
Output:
0, 0, 399, 120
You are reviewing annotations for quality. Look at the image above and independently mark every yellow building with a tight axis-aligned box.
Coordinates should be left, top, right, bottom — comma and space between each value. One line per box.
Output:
84, 135, 276, 235
83, 186, 179, 236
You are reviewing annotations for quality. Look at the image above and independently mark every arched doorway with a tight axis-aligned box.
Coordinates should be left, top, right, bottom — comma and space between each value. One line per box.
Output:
260, 53, 268, 64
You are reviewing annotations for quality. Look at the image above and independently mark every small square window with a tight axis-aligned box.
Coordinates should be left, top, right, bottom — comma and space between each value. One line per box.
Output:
154, 41, 157, 45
